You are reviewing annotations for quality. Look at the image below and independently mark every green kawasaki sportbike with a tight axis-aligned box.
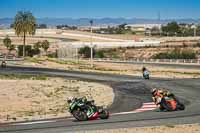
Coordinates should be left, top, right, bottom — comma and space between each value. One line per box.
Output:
68, 97, 109, 121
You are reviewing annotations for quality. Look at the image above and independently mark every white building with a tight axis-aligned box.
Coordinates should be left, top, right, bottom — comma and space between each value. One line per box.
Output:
125, 24, 162, 32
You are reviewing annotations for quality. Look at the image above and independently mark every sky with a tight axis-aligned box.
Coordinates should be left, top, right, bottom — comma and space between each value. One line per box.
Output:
0, 0, 200, 19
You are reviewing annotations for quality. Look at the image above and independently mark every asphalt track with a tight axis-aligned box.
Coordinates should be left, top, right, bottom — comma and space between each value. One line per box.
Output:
0, 66, 200, 133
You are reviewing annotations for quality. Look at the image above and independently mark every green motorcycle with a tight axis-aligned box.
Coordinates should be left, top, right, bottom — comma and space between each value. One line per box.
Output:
68, 98, 109, 121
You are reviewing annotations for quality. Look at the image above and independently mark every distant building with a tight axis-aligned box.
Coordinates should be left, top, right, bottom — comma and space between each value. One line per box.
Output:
125, 24, 162, 32
78, 25, 114, 31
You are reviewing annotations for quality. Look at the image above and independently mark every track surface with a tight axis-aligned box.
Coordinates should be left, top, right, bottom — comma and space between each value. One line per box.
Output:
0, 66, 200, 133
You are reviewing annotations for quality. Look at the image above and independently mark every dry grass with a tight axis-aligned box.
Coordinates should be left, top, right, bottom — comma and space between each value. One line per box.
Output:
0, 36, 59, 45
22, 58, 200, 79
0, 77, 114, 123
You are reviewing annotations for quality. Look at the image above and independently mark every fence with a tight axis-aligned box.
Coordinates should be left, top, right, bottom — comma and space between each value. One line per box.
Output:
57, 44, 79, 59
94, 58, 200, 64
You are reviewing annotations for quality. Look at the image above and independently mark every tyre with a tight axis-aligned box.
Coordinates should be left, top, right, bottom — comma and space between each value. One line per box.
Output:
99, 109, 109, 119
160, 98, 174, 111
177, 103, 185, 110
144, 75, 150, 80
173, 97, 185, 110
1, 64, 6, 68
72, 110, 88, 121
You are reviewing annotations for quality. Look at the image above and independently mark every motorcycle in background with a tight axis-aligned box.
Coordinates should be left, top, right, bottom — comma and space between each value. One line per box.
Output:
142, 67, 150, 80
143, 70, 150, 80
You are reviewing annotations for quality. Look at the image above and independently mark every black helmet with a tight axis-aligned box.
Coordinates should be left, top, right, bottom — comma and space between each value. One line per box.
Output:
142, 67, 146, 72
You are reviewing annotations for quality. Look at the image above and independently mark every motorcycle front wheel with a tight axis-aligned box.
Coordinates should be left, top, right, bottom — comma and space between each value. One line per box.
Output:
72, 110, 88, 121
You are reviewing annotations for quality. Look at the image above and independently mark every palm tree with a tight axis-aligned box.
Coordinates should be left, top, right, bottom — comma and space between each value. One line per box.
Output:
13, 11, 36, 57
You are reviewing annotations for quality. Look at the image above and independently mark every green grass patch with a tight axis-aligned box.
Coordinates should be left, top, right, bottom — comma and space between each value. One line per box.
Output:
47, 58, 85, 65
25, 57, 45, 64
25, 57, 87, 66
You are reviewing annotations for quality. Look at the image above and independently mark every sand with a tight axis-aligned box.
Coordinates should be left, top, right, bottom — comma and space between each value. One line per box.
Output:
0, 78, 114, 123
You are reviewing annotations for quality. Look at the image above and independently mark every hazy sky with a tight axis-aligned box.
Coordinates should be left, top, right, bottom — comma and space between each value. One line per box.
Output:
0, 0, 199, 19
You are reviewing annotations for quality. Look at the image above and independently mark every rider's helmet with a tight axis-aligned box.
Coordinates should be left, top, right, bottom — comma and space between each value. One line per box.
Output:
81, 96, 87, 103
151, 88, 157, 96
142, 66, 146, 72
67, 96, 74, 104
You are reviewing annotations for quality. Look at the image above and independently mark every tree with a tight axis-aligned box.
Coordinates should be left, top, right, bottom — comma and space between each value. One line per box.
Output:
3, 36, 15, 53
34, 41, 41, 50
162, 22, 180, 36
79, 46, 92, 58
116, 23, 127, 34
10, 24, 14, 28
118, 23, 127, 30
3, 36, 11, 49
13, 11, 36, 57
18, 45, 33, 57
41, 40, 50, 54
95, 50, 105, 58
33, 41, 41, 55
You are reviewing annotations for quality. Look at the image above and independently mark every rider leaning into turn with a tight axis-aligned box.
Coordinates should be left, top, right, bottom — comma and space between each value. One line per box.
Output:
151, 88, 174, 110
67, 96, 95, 116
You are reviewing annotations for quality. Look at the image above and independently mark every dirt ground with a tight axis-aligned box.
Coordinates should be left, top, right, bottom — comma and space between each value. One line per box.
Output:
77, 124, 200, 133
19, 58, 200, 79
92, 61, 200, 78
123, 47, 200, 59
0, 77, 114, 123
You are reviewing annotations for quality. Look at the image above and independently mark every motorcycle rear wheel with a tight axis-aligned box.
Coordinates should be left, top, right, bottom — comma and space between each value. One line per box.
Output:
177, 103, 185, 110
99, 109, 109, 119
160, 98, 174, 111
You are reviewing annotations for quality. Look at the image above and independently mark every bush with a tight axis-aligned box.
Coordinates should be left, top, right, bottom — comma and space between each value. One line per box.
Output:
196, 43, 200, 47
79, 46, 94, 58
41, 40, 50, 53
47, 52, 58, 58
153, 49, 197, 59
18, 45, 34, 57
94, 50, 105, 58
111, 52, 120, 59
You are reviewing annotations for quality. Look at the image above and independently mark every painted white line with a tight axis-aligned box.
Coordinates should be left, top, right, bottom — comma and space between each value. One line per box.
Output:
135, 108, 156, 111
143, 102, 155, 105
141, 105, 157, 108
11, 120, 55, 125
111, 111, 137, 116
11, 102, 157, 125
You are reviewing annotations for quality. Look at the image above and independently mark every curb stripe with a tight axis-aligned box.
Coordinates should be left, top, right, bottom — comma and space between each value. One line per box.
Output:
111, 102, 157, 115
9, 102, 157, 126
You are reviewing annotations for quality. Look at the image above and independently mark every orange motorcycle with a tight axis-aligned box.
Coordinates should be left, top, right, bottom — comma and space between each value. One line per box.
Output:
153, 95, 185, 111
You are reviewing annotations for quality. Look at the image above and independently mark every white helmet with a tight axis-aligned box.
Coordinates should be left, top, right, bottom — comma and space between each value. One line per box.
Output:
67, 96, 74, 103
151, 88, 157, 95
